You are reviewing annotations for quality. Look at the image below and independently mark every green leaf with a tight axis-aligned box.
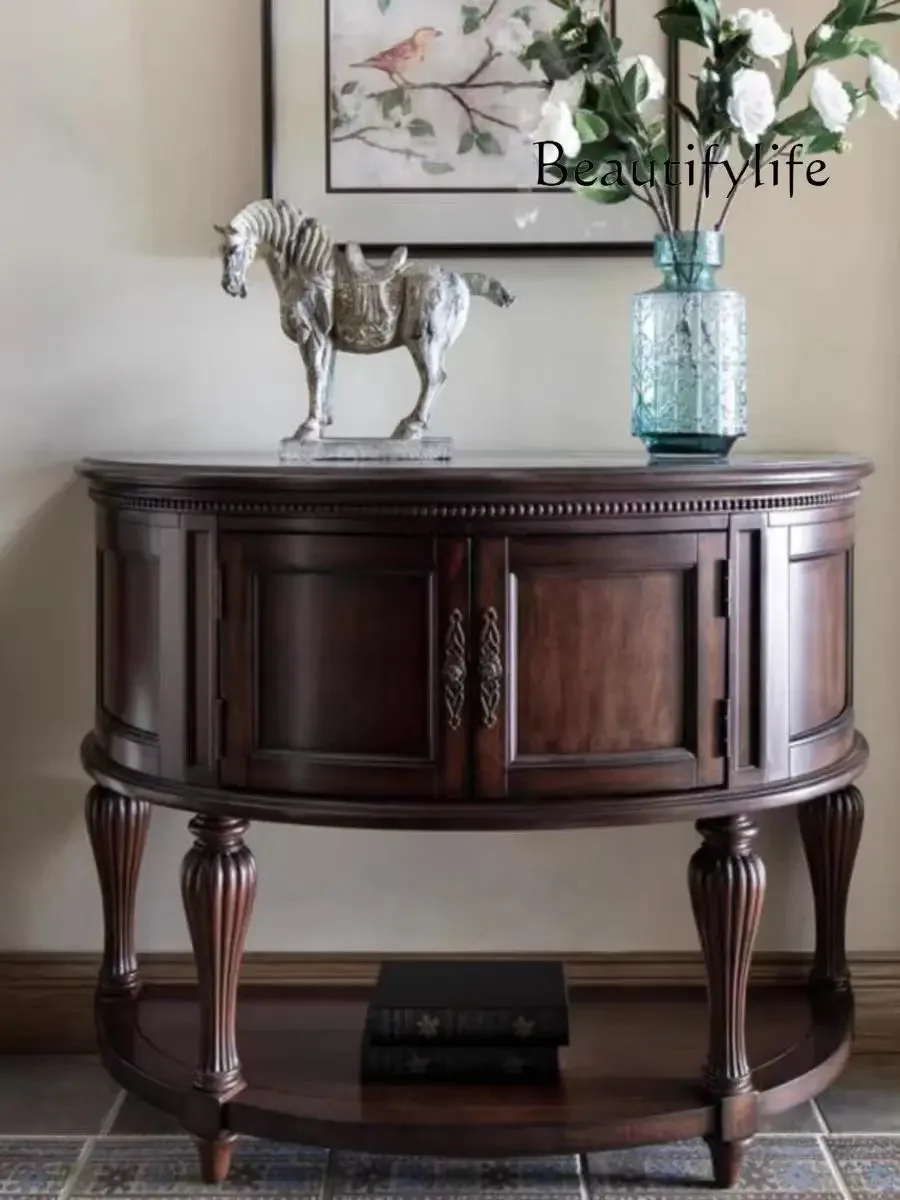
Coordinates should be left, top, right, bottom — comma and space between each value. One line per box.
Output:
775, 105, 826, 137
341, 82, 359, 96
861, 11, 900, 22
422, 161, 455, 175
377, 0, 391, 11
778, 34, 800, 102
656, 9, 708, 47
476, 130, 504, 154
574, 109, 610, 142
462, 4, 484, 34
622, 61, 650, 109
584, 183, 632, 203
512, 5, 534, 24
807, 130, 844, 152
408, 118, 435, 137
379, 87, 407, 117
856, 36, 887, 54
458, 130, 477, 154
834, 0, 871, 29
810, 31, 860, 61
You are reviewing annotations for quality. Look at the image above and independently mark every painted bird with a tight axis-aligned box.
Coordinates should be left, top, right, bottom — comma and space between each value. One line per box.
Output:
350, 27, 443, 83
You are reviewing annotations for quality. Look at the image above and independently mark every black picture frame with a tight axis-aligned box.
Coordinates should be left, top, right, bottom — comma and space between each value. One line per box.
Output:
260, 0, 681, 257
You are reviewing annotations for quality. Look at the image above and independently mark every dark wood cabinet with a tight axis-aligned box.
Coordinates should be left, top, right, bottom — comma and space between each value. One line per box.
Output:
78, 452, 871, 1190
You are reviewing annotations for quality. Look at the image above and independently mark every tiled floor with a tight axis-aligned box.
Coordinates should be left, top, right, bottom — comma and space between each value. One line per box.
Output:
2, 1055, 900, 1197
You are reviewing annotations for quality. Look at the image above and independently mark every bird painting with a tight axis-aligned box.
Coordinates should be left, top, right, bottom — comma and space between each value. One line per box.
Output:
350, 26, 443, 85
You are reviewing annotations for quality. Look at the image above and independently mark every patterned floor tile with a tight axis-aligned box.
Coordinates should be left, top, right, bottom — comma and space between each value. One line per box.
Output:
586, 1136, 841, 1197
826, 1136, 900, 1196
70, 1137, 329, 1196
818, 1056, 900, 1133
332, 1152, 580, 1198
0, 1138, 85, 1196
0, 1056, 120, 1135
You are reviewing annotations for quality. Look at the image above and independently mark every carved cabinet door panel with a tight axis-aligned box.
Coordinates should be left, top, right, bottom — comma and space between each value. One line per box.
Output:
473, 533, 728, 798
218, 533, 470, 798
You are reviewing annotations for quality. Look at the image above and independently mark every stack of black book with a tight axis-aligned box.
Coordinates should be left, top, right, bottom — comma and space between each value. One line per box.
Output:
360, 960, 568, 1083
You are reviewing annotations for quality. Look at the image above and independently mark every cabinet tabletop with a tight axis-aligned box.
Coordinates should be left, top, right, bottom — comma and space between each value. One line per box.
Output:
77, 449, 872, 493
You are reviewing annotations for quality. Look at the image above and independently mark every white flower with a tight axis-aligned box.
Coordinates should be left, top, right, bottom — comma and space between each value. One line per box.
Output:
530, 99, 581, 157
810, 67, 853, 132
869, 55, 900, 118
726, 67, 776, 143
492, 19, 531, 58
732, 8, 792, 64
549, 71, 587, 111
619, 54, 667, 107
580, 0, 606, 18
817, 23, 834, 42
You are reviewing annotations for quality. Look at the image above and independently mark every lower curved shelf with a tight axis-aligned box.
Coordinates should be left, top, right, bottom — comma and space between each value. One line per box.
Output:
96, 983, 852, 1158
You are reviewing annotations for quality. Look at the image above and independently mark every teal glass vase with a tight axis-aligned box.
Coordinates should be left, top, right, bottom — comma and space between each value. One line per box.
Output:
631, 231, 747, 460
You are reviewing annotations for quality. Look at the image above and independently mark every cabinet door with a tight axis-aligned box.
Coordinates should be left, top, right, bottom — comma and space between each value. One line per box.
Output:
219, 533, 469, 797
474, 534, 728, 798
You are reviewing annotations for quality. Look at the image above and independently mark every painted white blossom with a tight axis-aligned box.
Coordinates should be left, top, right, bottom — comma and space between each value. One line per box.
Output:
619, 55, 667, 107
817, 23, 835, 42
492, 19, 531, 58
732, 8, 792, 64
530, 100, 581, 157
869, 55, 900, 119
810, 67, 853, 132
726, 68, 776, 143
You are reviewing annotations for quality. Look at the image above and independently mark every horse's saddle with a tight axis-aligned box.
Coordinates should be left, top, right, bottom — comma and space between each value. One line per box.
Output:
342, 243, 408, 284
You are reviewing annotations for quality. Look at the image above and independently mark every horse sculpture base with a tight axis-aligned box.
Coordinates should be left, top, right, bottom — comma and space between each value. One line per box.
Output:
279, 437, 453, 464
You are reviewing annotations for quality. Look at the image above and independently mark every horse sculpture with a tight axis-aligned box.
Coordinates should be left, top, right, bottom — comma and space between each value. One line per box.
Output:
215, 199, 515, 445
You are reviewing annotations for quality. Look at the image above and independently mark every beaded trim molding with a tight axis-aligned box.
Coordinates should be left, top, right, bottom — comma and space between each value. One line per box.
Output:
90, 487, 859, 518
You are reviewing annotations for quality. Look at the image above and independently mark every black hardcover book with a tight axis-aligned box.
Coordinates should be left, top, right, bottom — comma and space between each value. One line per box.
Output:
365, 960, 569, 1046
360, 1041, 560, 1083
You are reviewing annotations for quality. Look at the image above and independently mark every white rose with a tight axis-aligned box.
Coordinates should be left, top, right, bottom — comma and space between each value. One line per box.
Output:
531, 99, 581, 158
732, 8, 792, 64
817, 23, 834, 42
810, 67, 853, 132
727, 68, 776, 143
869, 55, 900, 119
549, 71, 587, 111
619, 54, 667, 107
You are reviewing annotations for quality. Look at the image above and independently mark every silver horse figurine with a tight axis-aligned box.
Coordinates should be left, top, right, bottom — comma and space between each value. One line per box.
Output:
215, 199, 515, 442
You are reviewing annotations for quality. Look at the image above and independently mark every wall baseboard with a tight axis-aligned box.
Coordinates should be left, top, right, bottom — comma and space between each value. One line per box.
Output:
1, 951, 897, 1054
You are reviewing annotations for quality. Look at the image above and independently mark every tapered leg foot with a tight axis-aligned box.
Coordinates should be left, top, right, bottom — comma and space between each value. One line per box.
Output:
85, 786, 150, 997
196, 1136, 236, 1184
706, 1135, 751, 1189
799, 786, 864, 992
690, 816, 766, 1190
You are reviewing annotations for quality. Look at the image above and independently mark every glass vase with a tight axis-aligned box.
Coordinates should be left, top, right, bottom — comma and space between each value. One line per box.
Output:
631, 231, 747, 460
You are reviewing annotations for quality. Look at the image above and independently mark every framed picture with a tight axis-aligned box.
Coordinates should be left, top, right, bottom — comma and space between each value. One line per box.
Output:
262, 0, 680, 255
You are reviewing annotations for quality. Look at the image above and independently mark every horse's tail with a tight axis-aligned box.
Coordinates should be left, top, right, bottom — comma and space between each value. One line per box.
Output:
461, 273, 515, 308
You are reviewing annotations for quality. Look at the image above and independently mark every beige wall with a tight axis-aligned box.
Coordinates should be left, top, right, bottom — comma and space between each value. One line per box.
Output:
0, 0, 897, 954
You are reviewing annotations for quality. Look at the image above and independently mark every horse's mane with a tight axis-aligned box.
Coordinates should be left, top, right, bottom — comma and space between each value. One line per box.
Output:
231, 199, 334, 277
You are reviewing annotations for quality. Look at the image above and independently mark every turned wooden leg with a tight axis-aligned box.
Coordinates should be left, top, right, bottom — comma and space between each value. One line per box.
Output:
85, 786, 150, 997
689, 815, 766, 1190
181, 815, 257, 1184
798, 786, 864, 991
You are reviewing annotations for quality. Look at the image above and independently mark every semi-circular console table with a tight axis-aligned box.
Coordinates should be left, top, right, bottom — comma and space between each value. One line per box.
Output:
78, 452, 871, 1190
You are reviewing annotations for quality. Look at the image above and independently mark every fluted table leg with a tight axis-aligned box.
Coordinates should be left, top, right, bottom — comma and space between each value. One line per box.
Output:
181, 815, 257, 1184
689, 816, 766, 1190
85, 786, 150, 997
799, 786, 864, 993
